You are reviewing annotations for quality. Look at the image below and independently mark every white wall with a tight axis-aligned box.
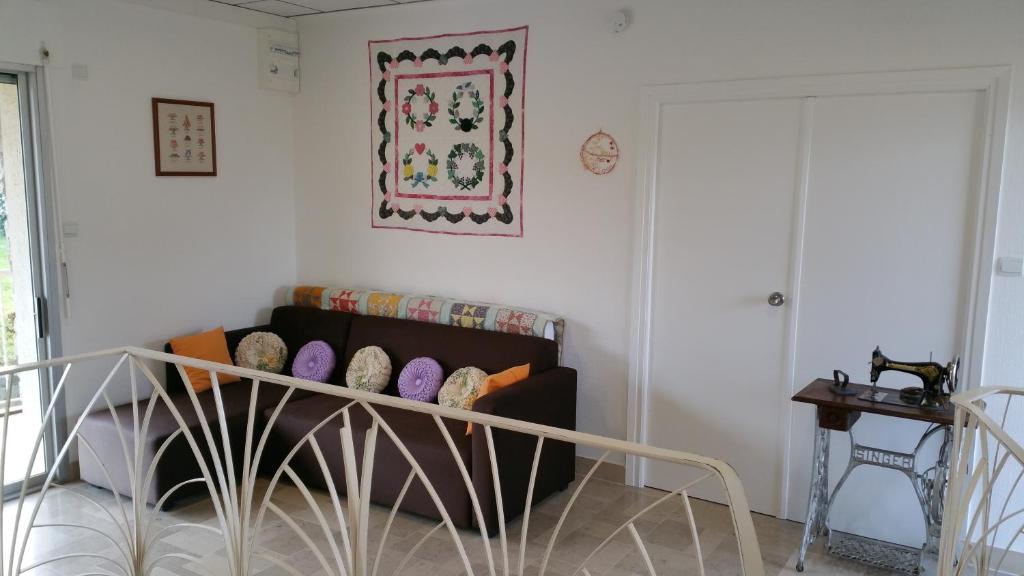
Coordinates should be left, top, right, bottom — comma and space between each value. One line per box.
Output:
292, 0, 1024, 458
0, 0, 299, 411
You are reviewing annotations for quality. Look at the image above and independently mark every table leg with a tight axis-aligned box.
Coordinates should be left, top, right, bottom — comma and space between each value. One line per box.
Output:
924, 425, 953, 554
797, 422, 831, 572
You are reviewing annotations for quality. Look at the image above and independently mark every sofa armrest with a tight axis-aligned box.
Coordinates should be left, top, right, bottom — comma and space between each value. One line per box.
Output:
163, 324, 273, 394
470, 366, 577, 431
470, 367, 577, 531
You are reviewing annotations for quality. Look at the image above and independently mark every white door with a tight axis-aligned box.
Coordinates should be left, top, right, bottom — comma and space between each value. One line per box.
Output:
644, 97, 805, 515
787, 90, 985, 545
642, 82, 989, 541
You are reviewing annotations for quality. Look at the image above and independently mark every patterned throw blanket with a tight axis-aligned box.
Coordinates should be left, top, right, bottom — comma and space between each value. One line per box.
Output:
287, 286, 565, 355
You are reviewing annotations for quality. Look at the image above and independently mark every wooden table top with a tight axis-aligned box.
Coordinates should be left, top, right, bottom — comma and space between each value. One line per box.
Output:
793, 378, 955, 426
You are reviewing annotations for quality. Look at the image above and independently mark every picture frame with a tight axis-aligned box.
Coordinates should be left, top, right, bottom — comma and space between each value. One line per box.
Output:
152, 98, 217, 176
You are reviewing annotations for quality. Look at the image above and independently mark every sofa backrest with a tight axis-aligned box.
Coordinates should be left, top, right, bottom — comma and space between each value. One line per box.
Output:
270, 306, 355, 387
164, 305, 558, 395
343, 314, 558, 396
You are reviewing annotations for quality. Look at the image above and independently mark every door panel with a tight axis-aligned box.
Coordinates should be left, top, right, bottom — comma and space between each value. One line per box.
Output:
0, 70, 53, 494
787, 91, 984, 545
644, 98, 804, 514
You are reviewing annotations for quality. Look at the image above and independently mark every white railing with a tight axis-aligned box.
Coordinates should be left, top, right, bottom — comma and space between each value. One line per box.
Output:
940, 387, 1024, 575
0, 347, 765, 576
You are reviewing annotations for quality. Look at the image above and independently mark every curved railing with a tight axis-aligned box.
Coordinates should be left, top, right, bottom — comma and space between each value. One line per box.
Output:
940, 387, 1024, 575
0, 347, 766, 576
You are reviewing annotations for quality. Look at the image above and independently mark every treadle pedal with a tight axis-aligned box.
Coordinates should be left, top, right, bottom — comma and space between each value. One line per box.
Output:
826, 530, 924, 574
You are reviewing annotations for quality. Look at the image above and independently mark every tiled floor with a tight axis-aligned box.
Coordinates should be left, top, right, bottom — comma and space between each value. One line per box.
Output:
2, 460, 905, 576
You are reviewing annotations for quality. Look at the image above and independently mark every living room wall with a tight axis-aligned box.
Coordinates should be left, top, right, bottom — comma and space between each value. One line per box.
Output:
0, 0, 299, 412
292, 0, 1024, 472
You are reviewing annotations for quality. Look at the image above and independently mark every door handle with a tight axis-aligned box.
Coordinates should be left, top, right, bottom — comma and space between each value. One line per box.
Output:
768, 292, 786, 307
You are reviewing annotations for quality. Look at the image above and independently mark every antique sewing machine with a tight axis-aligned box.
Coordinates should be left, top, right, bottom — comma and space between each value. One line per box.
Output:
795, 347, 961, 573
861, 346, 959, 410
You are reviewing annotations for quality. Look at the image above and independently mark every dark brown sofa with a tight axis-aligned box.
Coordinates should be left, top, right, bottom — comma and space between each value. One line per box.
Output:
78, 305, 577, 530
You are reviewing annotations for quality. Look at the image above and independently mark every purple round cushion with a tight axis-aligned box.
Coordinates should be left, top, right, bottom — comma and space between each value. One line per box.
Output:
397, 357, 444, 402
292, 340, 336, 382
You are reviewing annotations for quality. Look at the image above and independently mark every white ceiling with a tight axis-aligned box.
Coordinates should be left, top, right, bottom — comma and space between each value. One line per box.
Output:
210, 0, 434, 18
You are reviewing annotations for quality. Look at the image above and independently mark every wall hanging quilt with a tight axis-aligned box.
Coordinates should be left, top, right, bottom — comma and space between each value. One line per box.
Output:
369, 26, 528, 236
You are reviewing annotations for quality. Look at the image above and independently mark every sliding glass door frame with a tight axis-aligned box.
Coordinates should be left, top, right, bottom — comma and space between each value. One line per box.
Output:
0, 63, 66, 498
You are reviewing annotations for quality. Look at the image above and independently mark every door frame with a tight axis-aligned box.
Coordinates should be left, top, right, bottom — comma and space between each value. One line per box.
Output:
0, 62, 67, 496
626, 67, 1012, 518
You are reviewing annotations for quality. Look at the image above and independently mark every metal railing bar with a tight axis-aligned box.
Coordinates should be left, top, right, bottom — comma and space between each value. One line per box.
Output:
357, 416, 379, 576
244, 383, 296, 537
540, 451, 610, 576
308, 435, 354, 575
0, 346, 128, 376
143, 551, 207, 575
172, 365, 238, 575
371, 470, 416, 576
99, 390, 137, 497
75, 435, 134, 539
256, 552, 307, 576
144, 522, 223, 549
144, 477, 206, 533
484, 425, 509, 576
391, 521, 444, 576
209, 371, 242, 548
568, 474, 713, 576
238, 376, 261, 575
132, 359, 236, 569
32, 523, 132, 568
359, 402, 474, 576
121, 347, 745, 475
0, 347, 771, 576
11, 353, 128, 576
283, 464, 349, 576
627, 522, 657, 576
21, 552, 129, 576
432, 413, 497, 576
267, 500, 338, 576
249, 401, 355, 556
682, 491, 706, 576
518, 436, 544, 576
47, 485, 133, 547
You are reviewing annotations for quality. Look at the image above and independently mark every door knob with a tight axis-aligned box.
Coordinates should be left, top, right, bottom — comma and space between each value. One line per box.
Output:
768, 292, 786, 307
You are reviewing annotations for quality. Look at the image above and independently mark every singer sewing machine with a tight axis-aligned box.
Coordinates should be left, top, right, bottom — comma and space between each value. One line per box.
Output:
862, 346, 959, 410
793, 347, 961, 573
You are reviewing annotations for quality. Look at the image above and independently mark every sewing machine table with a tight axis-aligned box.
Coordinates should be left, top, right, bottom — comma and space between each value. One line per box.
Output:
792, 379, 955, 574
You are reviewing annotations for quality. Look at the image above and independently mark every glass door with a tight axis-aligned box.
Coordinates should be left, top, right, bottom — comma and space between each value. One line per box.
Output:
0, 69, 57, 495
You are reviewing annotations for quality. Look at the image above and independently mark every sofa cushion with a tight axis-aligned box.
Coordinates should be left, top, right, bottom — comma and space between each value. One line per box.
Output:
78, 380, 301, 505
263, 393, 475, 527
344, 315, 558, 396
270, 306, 354, 386
169, 327, 242, 392
165, 325, 272, 394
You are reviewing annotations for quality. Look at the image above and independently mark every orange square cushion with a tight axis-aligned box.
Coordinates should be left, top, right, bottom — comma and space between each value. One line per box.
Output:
467, 363, 530, 434
169, 327, 242, 393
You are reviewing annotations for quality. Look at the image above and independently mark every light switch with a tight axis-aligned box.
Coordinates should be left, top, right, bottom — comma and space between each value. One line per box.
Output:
71, 63, 88, 80
997, 257, 1023, 277
62, 221, 79, 238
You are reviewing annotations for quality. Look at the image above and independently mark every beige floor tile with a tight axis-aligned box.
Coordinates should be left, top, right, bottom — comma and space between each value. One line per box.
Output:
1, 479, 909, 576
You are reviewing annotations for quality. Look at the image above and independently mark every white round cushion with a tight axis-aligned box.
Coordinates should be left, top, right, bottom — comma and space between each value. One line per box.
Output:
346, 346, 392, 393
438, 367, 488, 410
234, 332, 288, 374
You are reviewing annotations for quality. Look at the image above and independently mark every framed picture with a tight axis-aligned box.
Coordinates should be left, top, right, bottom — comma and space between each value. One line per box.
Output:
152, 98, 216, 176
